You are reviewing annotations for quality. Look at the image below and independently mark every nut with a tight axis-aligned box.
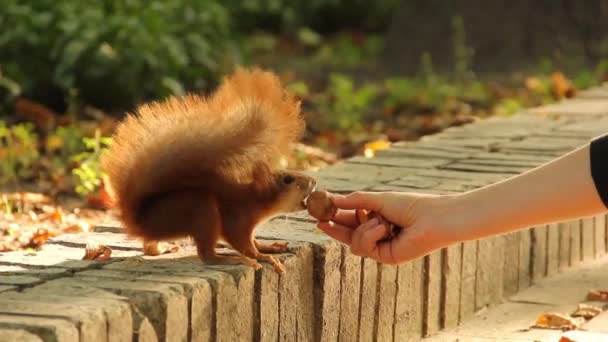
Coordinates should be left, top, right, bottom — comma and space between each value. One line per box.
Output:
306, 190, 338, 221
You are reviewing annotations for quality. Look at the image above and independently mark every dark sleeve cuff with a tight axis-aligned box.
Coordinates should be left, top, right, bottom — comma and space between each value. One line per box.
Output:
590, 134, 608, 208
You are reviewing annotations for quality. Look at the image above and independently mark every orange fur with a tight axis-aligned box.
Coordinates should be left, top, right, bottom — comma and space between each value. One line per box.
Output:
102, 68, 304, 237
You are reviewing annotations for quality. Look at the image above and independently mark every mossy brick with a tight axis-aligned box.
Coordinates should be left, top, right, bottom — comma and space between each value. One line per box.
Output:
594, 214, 606, 256
419, 135, 508, 150
0, 314, 79, 342
376, 145, 474, 160
518, 229, 532, 289
456, 158, 544, 168
257, 219, 332, 245
531, 226, 548, 282
582, 217, 595, 261
393, 257, 424, 341
47, 232, 143, 251
498, 137, 585, 153
338, 247, 361, 342
442, 243, 462, 329
442, 162, 527, 174
0, 286, 16, 293
570, 220, 583, 266
312, 242, 342, 342
503, 232, 520, 297
424, 250, 442, 336
0, 292, 133, 342
357, 258, 378, 342
66, 277, 188, 341
473, 151, 555, 163
136, 273, 213, 342
411, 168, 512, 183
0, 296, 107, 342
531, 98, 608, 116
546, 223, 560, 276
0, 266, 68, 280
558, 221, 572, 269
255, 264, 279, 342
459, 240, 477, 321
0, 328, 43, 342
308, 174, 376, 193
376, 263, 397, 341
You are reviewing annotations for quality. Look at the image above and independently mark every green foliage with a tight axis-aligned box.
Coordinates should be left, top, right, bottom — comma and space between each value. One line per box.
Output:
319, 73, 378, 131
0, 121, 39, 184
70, 129, 111, 196
0, 0, 232, 111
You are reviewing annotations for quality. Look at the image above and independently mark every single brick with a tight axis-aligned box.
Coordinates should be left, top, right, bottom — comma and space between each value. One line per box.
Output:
570, 220, 582, 266
0, 328, 43, 342
443, 163, 526, 174
459, 241, 477, 321
313, 242, 342, 342
0, 266, 68, 280
136, 273, 213, 342
582, 217, 595, 261
278, 255, 298, 342
376, 263, 397, 341
502, 232, 520, 297
0, 286, 16, 293
558, 222, 572, 270
357, 258, 378, 342
0, 275, 42, 287
489, 236, 505, 305
294, 244, 315, 342
475, 239, 492, 310
338, 247, 361, 342
424, 250, 442, 336
595, 214, 606, 257
546, 223, 560, 276
0, 314, 78, 342
518, 230, 532, 289
255, 264, 279, 342
442, 243, 462, 329
531, 226, 548, 282
394, 258, 424, 341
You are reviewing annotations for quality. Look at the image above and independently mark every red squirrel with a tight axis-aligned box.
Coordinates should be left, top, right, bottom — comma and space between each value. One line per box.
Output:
102, 68, 316, 273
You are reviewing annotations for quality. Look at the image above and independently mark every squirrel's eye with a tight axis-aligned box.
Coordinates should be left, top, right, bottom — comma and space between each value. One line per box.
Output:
283, 175, 295, 185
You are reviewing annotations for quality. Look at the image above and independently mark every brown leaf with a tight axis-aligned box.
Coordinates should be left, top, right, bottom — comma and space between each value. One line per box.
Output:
83, 242, 112, 261
143, 240, 179, 256
534, 312, 578, 331
571, 303, 602, 319
552, 72, 577, 98
587, 289, 608, 302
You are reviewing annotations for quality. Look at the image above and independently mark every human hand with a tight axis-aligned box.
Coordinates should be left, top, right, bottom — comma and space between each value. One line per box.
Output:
316, 191, 460, 264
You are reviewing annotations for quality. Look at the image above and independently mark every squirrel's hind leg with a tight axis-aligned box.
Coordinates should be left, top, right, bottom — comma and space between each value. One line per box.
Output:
254, 240, 289, 253
226, 236, 286, 273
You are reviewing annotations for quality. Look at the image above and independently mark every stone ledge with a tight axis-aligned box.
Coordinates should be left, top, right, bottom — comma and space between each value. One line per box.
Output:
1, 88, 608, 341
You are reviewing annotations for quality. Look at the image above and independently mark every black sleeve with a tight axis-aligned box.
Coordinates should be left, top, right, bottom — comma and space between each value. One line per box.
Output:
590, 134, 608, 208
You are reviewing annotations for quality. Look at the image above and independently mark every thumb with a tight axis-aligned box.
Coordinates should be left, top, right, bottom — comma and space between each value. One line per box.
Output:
332, 191, 383, 211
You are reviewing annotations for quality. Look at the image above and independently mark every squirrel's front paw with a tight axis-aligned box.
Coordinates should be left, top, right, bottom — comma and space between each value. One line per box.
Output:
255, 240, 289, 253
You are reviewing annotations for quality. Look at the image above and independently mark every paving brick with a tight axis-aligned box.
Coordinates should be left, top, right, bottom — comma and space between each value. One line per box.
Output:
442, 162, 528, 174
502, 232, 520, 297
595, 214, 606, 257
277, 255, 298, 342
393, 258, 424, 341
313, 162, 413, 182
338, 248, 361, 342
376, 145, 474, 160
376, 263, 397, 341
582, 217, 595, 261
472, 152, 555, 163
546, 223, 560, 276
312, 242, 342, 342
24, 279, 155, 342
531, 226, 548, 282
475, 239, 491, 310
68, 277, 188, 341
310, 175, 375, 193
47, 232, 142, 251
424, 250, 442, 336
459, 241, 477, 321
570, 220, 583, 266
347, 155, 451, 169
0, 314, 79, 342
0, 291, 133, 342
357, 258, 378, 342
0, 286, 16, 293
442, 243, 462, 329
518, 229, 532, 289
558, 221, 571, 270
0, 266, 68, 280
0, 328, 43, 342
531, 98, 608, 116
0, 275, 42, 286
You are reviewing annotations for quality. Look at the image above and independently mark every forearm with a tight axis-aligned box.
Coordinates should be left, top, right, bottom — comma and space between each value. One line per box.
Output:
450, 143, 607, 241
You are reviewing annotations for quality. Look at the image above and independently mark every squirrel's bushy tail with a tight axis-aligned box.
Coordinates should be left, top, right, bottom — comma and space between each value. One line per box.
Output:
102, 68, 304, 236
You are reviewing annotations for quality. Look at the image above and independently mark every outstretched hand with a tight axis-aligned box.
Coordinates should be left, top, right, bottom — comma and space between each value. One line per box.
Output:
316, 191, 457, 264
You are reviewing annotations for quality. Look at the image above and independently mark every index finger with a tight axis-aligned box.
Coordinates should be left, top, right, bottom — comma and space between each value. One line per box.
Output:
331, 192, 383, 211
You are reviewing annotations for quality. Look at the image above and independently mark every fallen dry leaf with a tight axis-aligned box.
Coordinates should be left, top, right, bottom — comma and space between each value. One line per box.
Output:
143, 240, 179, 256
552, 72, 577, 98
571, 303, 602, 319
534, 312, 578, 331
82, 241, 112, 261
587, 289, 608, 302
